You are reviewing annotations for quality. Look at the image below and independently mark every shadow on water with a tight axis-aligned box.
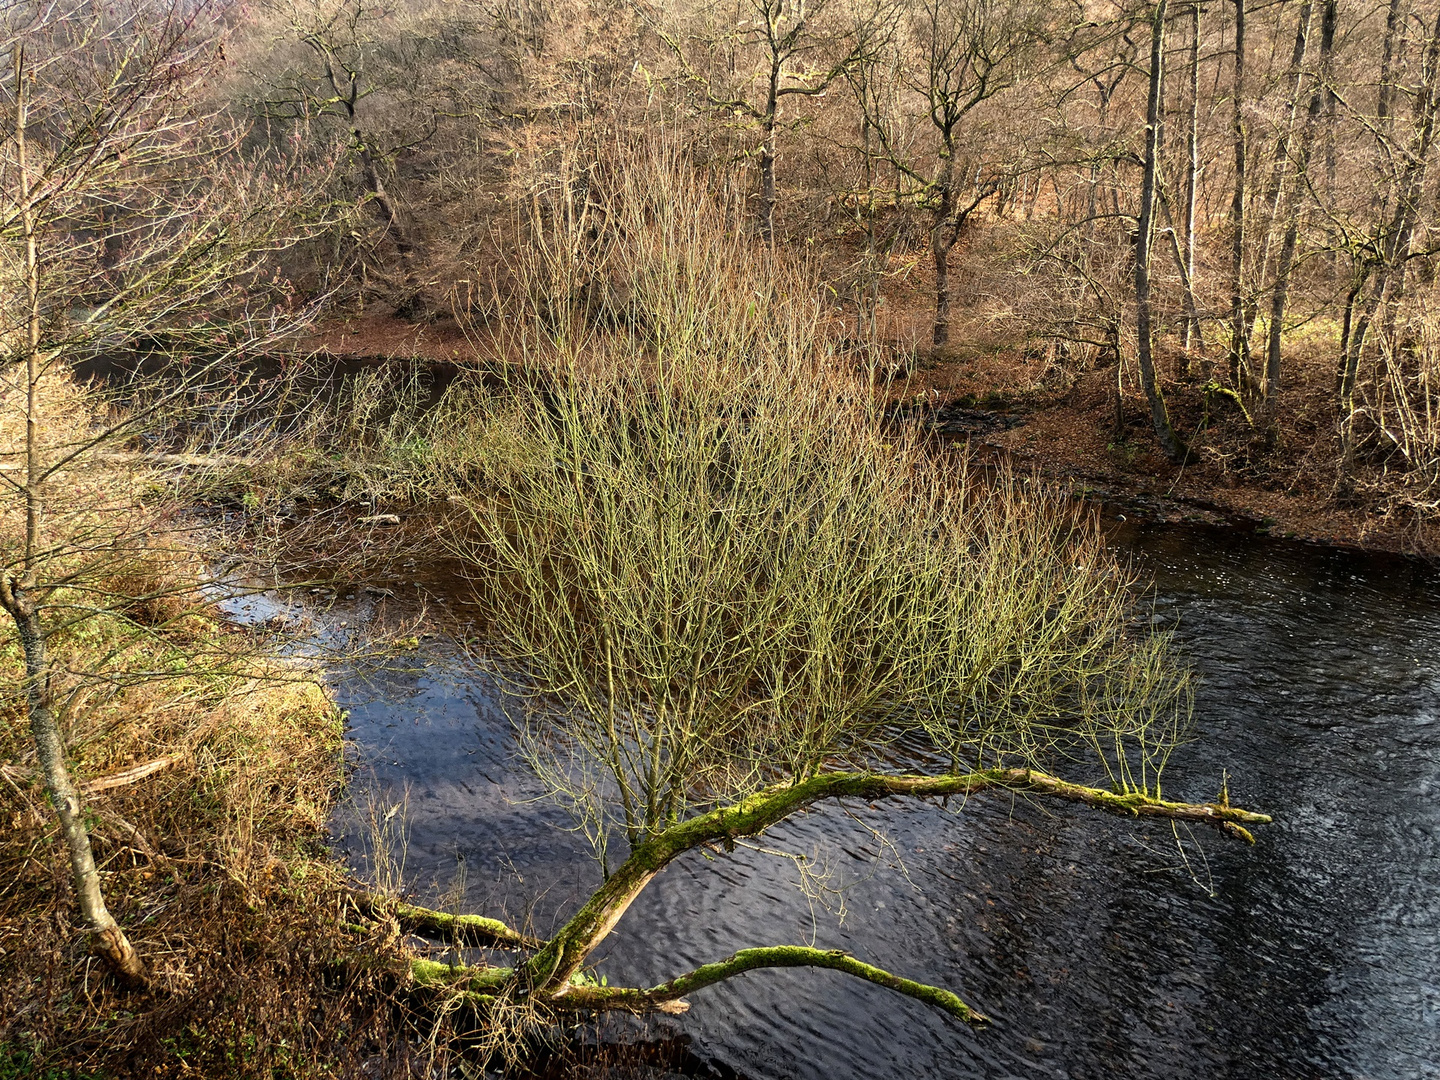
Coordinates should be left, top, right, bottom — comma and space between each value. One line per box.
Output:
325, 517, 1440, 1080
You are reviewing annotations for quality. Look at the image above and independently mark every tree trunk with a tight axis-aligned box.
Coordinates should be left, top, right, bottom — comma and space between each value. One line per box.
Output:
1159, 190, 1201, 374
1378, 0, 1407, 128
0, 588, 148, 986
759, 73, 780, 243
1245, 0, 1314, 354
1228, 0, 1250, 386
1262, 0, 1336, 441
1135, 0, 1187, 461
8, 60, 145, 985
354, 131, 416, 260
860, 97, 881, 339
932, 236, 951, 348
931, 141, 956, 348
1181, 1, 1203, 359
1339, 10, 1440, 475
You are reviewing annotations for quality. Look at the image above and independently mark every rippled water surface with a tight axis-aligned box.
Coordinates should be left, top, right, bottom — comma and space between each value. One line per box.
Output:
329, 521, 1440, 1079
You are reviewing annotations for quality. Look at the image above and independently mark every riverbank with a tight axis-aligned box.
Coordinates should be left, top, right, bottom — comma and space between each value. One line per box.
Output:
0, 381, 408, 1079
0, 554, 396, 1078
909, 345, 1440, 557
299, 310, 1440, 559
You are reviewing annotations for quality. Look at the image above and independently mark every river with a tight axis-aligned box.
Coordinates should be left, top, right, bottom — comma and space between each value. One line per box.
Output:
323, 517, 1440, 1080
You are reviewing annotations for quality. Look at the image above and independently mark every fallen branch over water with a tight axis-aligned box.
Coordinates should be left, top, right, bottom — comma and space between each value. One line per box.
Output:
556, 946, 987, 1022
375, 768, 1268, 1028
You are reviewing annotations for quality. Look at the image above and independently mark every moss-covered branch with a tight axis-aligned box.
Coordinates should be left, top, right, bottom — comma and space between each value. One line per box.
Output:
408, 957, 513, 999
553, 946, 987, 1023
354, 893, 543, 950
391, 766, 1266, 1031
522, 767, 1270, 993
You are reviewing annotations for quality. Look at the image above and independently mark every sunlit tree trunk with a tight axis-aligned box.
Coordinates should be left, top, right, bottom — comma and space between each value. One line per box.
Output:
1, 56, 145, 985
1339, 10, 1440, 476
1246, 0, 1314, 354
1262, 0, 1335, 442
932, 140, 956, 346
1377, 0, 1408, 129
1180, 1, 1203, 359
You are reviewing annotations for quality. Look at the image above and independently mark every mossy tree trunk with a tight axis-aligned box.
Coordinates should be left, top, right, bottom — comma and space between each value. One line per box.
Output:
0, 582, 147, 984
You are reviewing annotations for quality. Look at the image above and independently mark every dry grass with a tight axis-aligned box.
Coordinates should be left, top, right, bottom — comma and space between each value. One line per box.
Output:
0, 375, 412, 1079
0, 590, 413, 1079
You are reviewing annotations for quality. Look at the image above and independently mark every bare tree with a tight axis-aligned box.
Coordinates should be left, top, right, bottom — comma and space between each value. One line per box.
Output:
0, 0, 319, 983
253, 0, 431, 312
833, 0, 904, 337
1227, 0, 1250, 385
1133, 0, 1187, 459
372, 155, 1271, 1032
853, 0, 1042, 346
1335, 9, 1440, 476
1174, 0, 1204, 360
1260, 0, 1335, 440
662, 0, 862, 240
915, 0, 1046, 345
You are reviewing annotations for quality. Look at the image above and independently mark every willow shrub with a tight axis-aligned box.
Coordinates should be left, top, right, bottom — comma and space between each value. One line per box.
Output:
451, 146, 1189, 869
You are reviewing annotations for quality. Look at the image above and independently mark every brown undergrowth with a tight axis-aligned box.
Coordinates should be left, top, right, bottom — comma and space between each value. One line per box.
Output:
963, 339, 1440, 555
0, 575, 414, 1079
0, 379, 417, 1079
291, 305, 1440, 556
292, 244, 1440, 557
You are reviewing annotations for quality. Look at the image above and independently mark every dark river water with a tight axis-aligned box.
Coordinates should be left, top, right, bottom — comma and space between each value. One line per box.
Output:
324, 519, 1440, 1080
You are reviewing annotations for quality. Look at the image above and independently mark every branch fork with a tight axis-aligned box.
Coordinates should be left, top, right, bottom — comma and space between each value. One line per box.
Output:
372, 767, 1268, 1030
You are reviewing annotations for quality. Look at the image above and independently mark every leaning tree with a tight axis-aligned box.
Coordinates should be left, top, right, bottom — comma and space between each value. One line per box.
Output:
0, 0, 323, 982
359, 148, 1269, 1044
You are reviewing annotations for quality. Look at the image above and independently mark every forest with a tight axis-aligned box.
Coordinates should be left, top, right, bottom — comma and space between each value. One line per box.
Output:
1, 0, 1436, 1077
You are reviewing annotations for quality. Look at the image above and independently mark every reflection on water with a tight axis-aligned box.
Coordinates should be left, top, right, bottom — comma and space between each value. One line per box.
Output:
330, 520, 1440, 1080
